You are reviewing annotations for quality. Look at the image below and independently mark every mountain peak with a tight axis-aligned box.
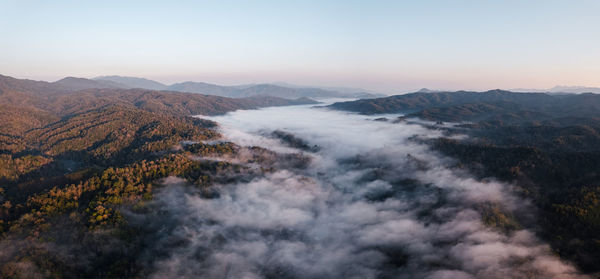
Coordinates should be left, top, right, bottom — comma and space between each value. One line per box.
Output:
53, 76, 128, 90
94, 75, 167, 90
416, 88, 439, 93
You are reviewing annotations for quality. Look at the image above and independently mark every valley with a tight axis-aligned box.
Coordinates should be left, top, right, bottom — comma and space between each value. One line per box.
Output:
0, 75, 597, 278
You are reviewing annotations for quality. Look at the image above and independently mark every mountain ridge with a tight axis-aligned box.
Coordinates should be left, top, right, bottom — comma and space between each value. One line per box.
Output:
0, 74, 318, 117
93, 75, 167, 90
328, 89, 600, 119
54, 77, 130, 90
93, 75, 384, 99
509, 85, 600, 94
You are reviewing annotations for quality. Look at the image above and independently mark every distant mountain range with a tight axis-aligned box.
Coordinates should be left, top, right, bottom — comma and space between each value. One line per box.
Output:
510, 85, 600, 94
92, 75, 384, 99
409, 86, 600, 95
270, 81, 380, 95
0, 74, 318, 117
53, 77, 128, 91
94, 75, 167, 90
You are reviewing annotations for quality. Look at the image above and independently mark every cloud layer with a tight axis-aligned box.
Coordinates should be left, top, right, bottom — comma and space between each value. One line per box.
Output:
145, 104, 585, 278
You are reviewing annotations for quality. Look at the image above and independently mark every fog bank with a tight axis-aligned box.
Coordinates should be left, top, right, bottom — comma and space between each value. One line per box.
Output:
147, 103, 585, 278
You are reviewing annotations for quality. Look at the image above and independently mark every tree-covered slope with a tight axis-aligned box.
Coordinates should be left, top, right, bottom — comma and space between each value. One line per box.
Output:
0, 74, 316, 278
329, 90, 600, 119
330, 90, 600, 272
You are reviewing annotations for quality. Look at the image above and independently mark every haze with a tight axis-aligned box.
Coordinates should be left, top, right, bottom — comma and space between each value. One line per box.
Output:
1, 0, 599, 92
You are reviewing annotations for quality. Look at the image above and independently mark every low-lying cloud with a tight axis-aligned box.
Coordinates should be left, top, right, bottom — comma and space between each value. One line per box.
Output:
144, 104, 586, 278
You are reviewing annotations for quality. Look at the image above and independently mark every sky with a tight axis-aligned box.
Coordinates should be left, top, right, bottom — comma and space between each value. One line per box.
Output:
1, 0, 599, 93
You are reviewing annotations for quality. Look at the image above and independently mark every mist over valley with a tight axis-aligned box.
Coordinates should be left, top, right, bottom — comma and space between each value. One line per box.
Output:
2, 1, 600, 277
2, 80, 597, 277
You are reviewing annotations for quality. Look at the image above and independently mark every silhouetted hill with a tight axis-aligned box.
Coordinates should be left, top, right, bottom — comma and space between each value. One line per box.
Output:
272, 82, 383, 96
549, 85, 600, 94
0, 75, 128, 96
512, 85, 600, 94
53, 77, 129, 90
90, 75, 384, 99
94, 75, 168, 90
0, 74, 71, 96
166, 81, 236, 96
166, 81, 382, 99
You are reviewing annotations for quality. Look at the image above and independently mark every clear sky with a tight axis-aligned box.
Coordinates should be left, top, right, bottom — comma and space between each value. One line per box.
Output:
1, 0, 599, 92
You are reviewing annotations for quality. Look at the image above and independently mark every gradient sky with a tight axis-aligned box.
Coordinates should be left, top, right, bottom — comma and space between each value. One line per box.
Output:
1, 0, 599, 92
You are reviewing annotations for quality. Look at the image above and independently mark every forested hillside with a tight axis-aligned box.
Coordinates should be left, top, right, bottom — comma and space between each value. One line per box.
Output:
331, 90, 600, 272
0, 75, 317, 116
0, 74, 315, 278
329, 89, 600, 119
